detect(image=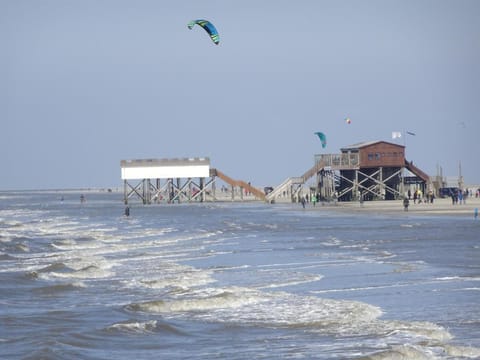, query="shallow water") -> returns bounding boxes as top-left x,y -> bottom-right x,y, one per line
1,191 -> 479,359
